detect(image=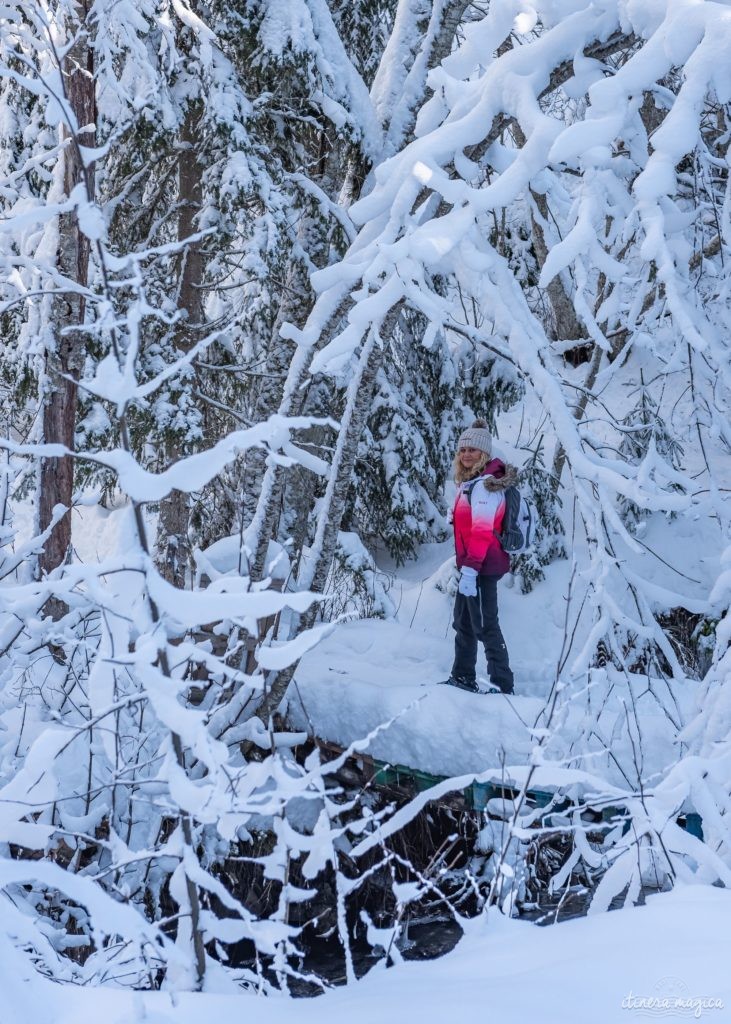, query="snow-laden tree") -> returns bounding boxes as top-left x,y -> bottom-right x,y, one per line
349,309 -> 456,563
0,0 -> 493,991
2,0 -> 731,992
617,371 -> 685,535
239,0 -> 731,905
0,0 -> 351,991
